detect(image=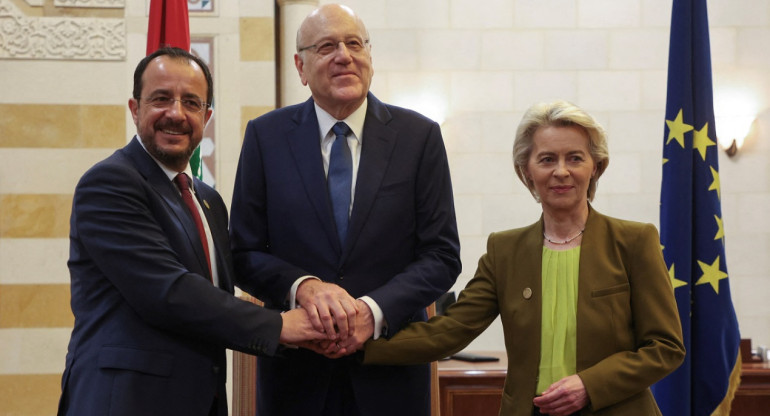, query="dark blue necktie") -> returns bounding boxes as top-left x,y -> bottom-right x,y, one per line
328,122 -> 353,244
